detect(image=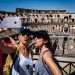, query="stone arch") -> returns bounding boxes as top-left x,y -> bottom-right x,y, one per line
35,18 -> 38,23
